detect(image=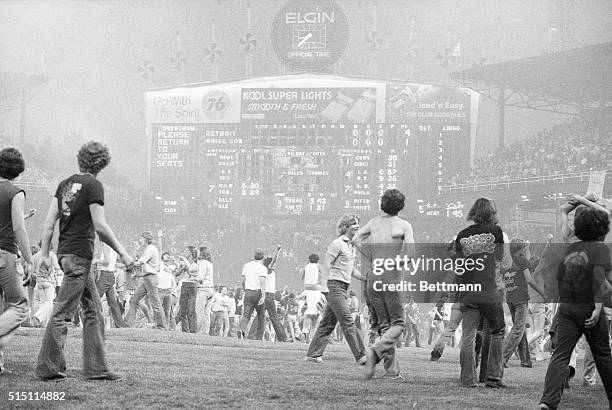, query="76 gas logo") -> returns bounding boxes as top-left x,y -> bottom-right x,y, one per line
202,90 -> 230,120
